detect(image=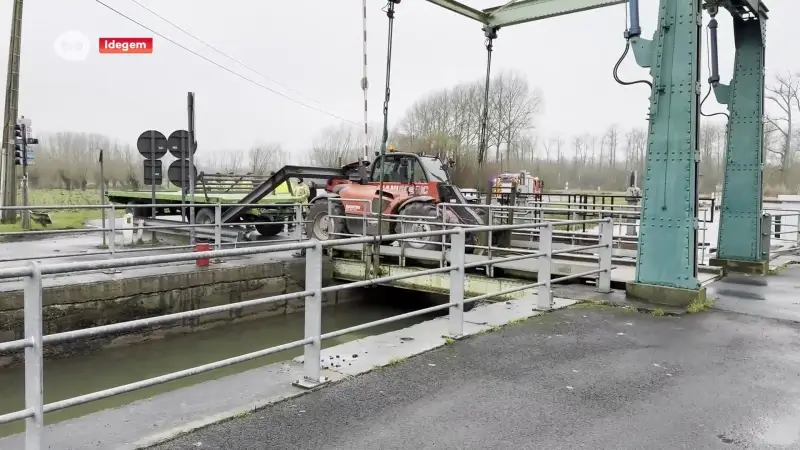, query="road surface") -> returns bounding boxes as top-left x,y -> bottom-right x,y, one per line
151,303 -> 800,450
